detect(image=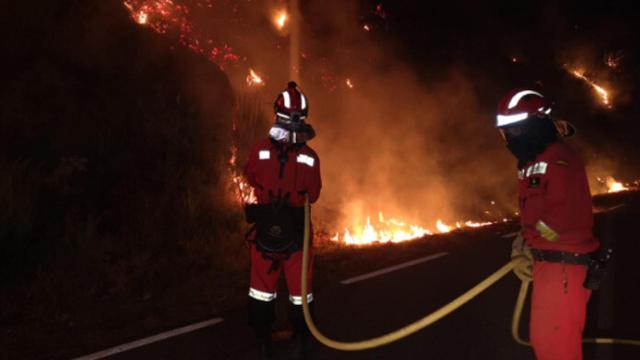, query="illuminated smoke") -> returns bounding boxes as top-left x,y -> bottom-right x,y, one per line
121,0 -> 531,246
